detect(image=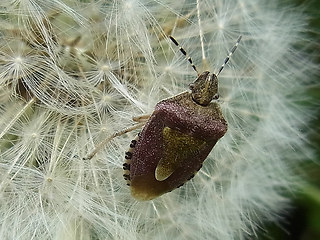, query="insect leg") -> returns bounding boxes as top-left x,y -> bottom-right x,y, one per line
84,122 -> 145,160
132,114 -> 150,123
